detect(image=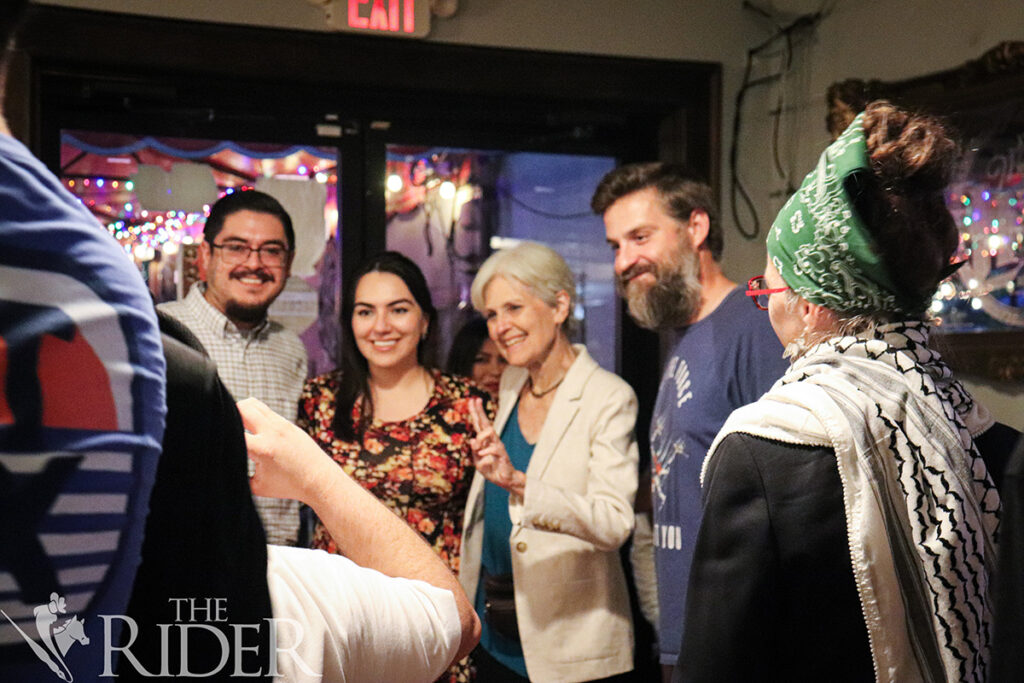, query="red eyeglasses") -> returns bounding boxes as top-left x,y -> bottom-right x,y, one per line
745,275 -> 789,311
